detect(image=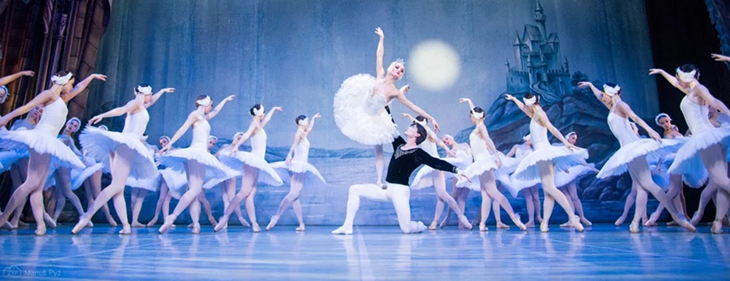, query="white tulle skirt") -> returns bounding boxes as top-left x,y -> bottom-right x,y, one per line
79,127 -> 157,179
0,130 -> 84,170
333,74 -> 399,146
126,172 -> 161,192
668,126 -> 730,177
555,164 -> 596,188
597,138 -> 682,179
512,145 -> 588,181
159,168 -> 187,200
70,163 -> 104,191
649,153 -> 707,189
218,152 -> 283,186
500,175 -> 541,198
270,160 -> 326,187
159,146 -> 240,197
